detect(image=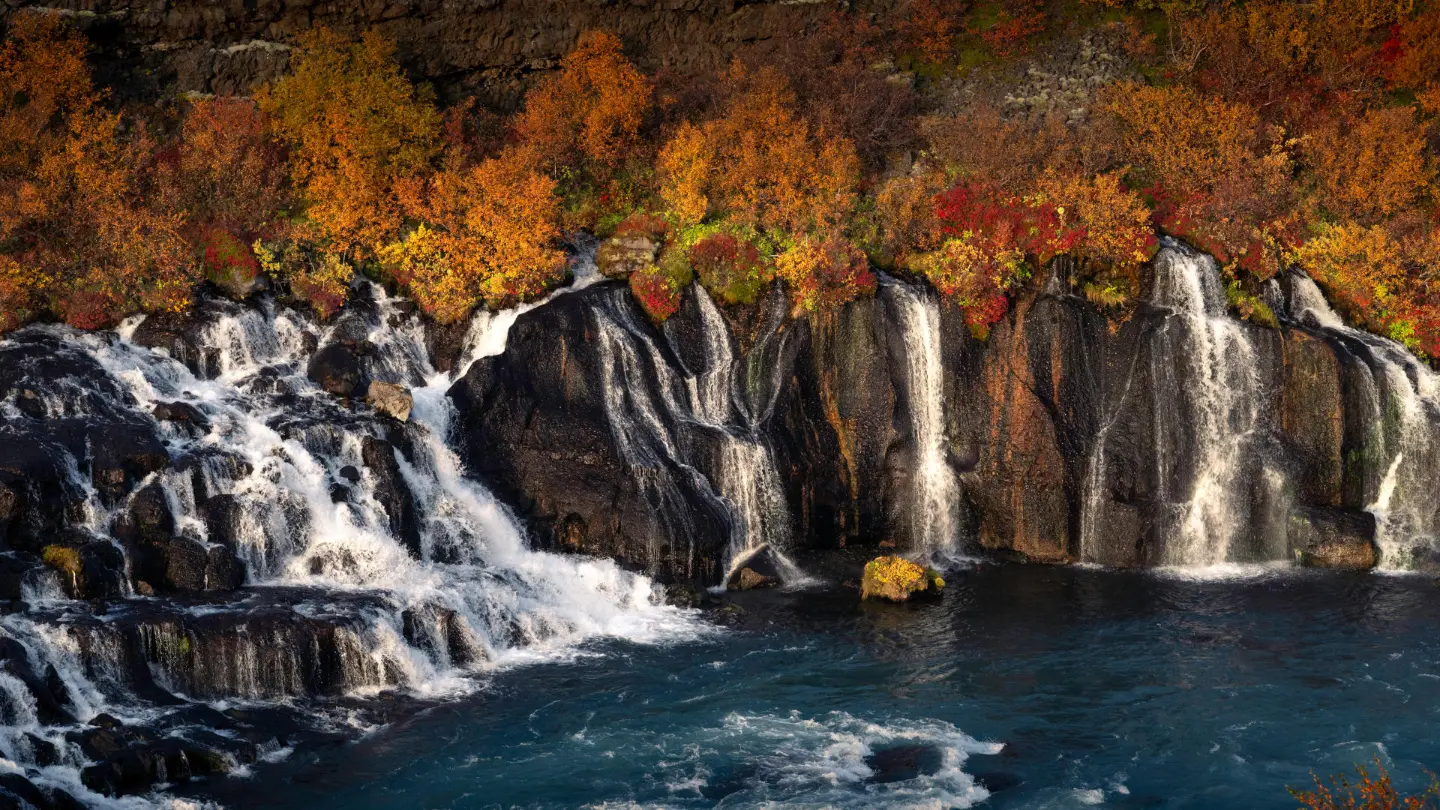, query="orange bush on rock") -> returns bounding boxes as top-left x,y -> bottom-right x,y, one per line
0,13 -> 192,330
1304,105 -> 1434,223
774,235 -> 876,314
